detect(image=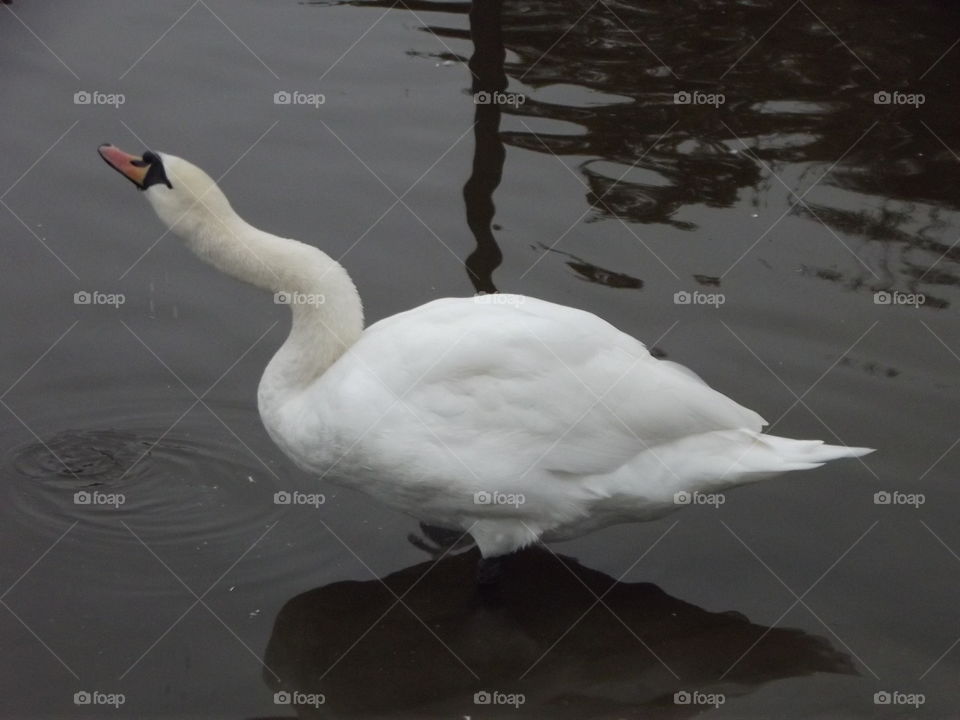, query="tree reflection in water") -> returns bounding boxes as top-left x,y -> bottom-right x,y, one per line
314,0 -> 960,306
